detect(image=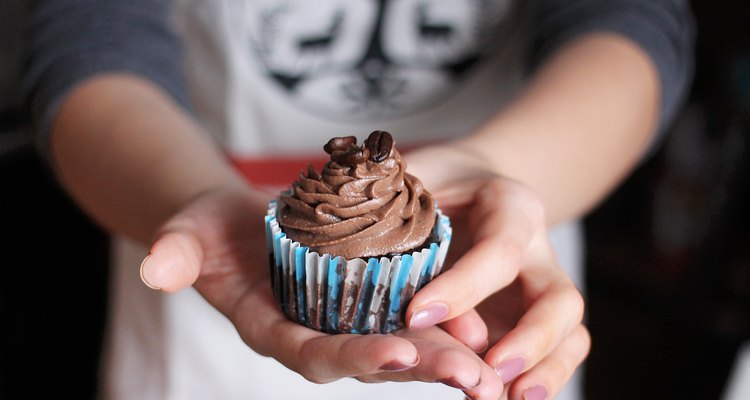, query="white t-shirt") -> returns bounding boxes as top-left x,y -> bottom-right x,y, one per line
101,1 -> 585,399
